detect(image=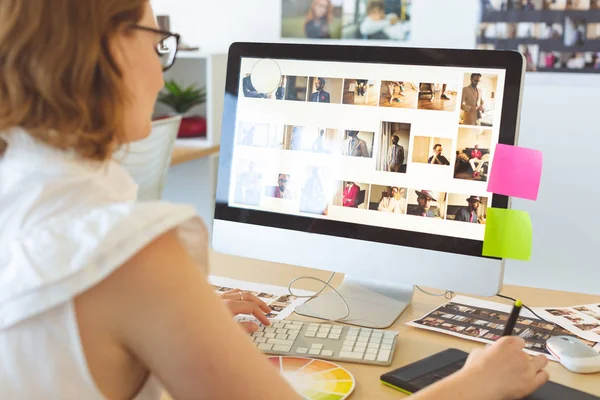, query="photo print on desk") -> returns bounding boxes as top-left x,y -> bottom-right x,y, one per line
408,295 -> 600,360
477,0 -> 600,73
